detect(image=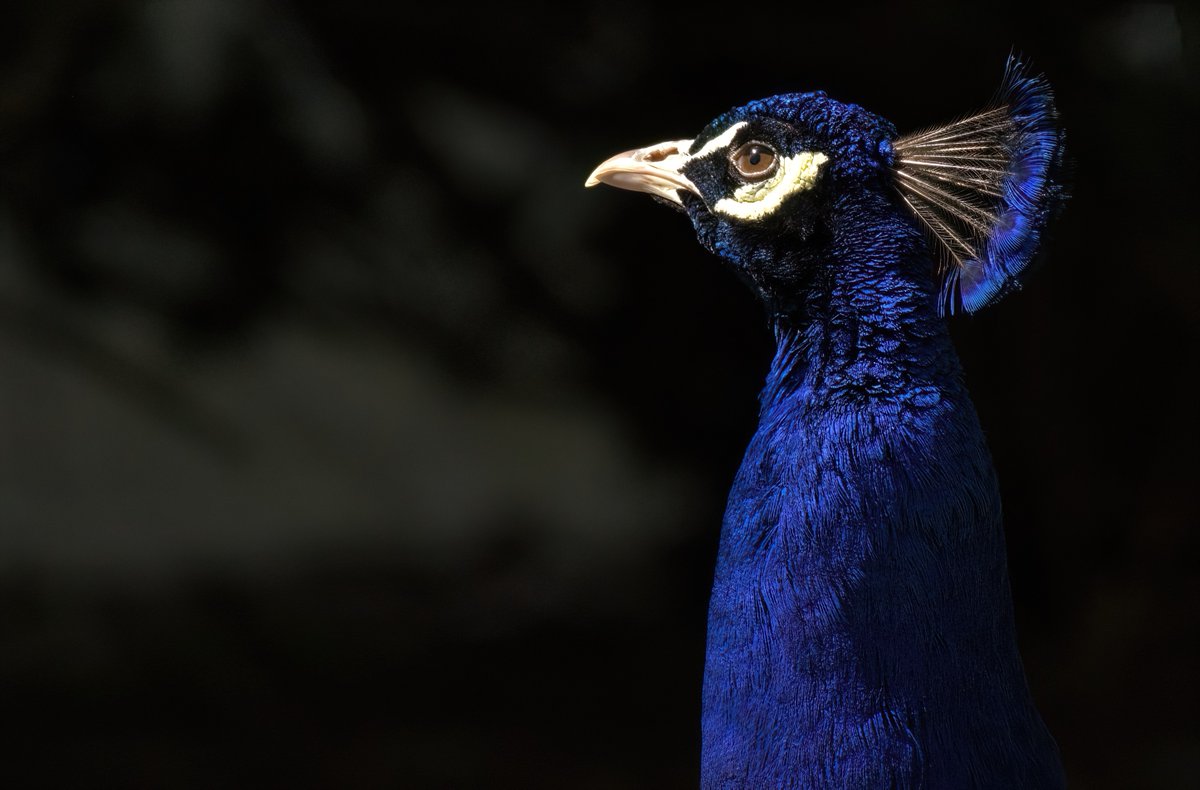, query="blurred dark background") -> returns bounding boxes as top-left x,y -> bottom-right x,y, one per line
0,2 -> 1196,787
